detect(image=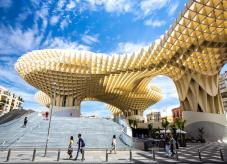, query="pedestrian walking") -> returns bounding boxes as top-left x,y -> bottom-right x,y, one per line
23,117 -> 28,127
45,112 -> 49,120
75,134 -> 85,160
110,135 -> 116,154
68,136 -> 74,159
170,134 -> 176,157
165,134 -> 171,157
